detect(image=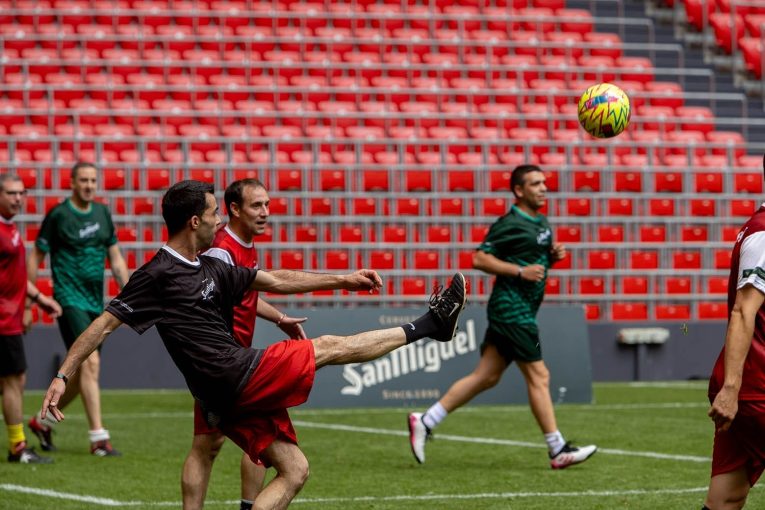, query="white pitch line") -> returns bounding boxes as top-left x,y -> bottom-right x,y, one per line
291,420 -> 710,463
52,401 -> 706,421
0,484 -> 721,507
